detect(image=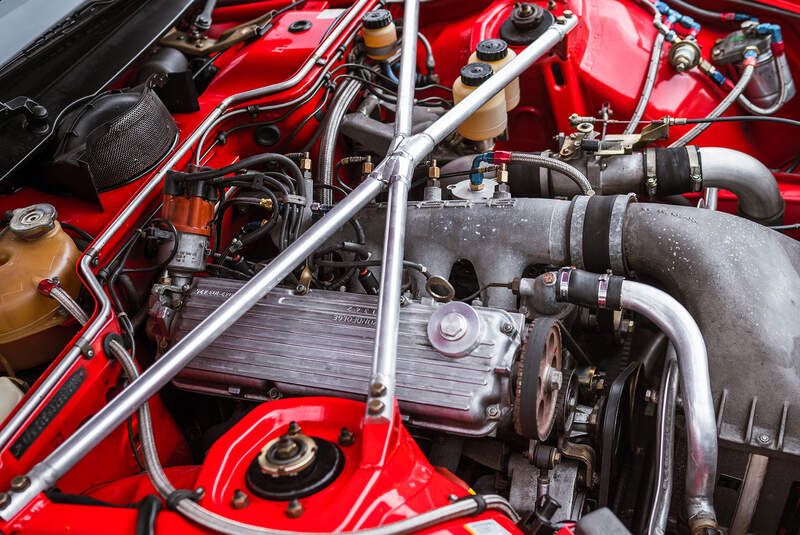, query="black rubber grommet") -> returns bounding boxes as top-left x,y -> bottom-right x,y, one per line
166,489 -> 202,510
288,20 -> 312,33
